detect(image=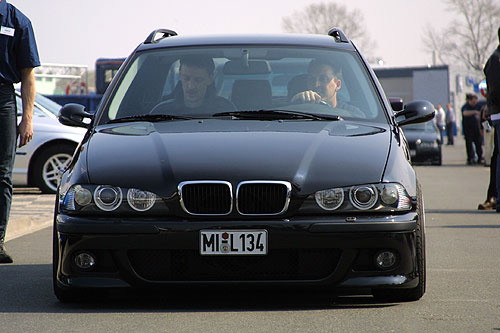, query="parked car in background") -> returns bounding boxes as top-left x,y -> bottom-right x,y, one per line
13,91 -> 86,193
402,121 -> 442,165
54,28 -> 435,303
